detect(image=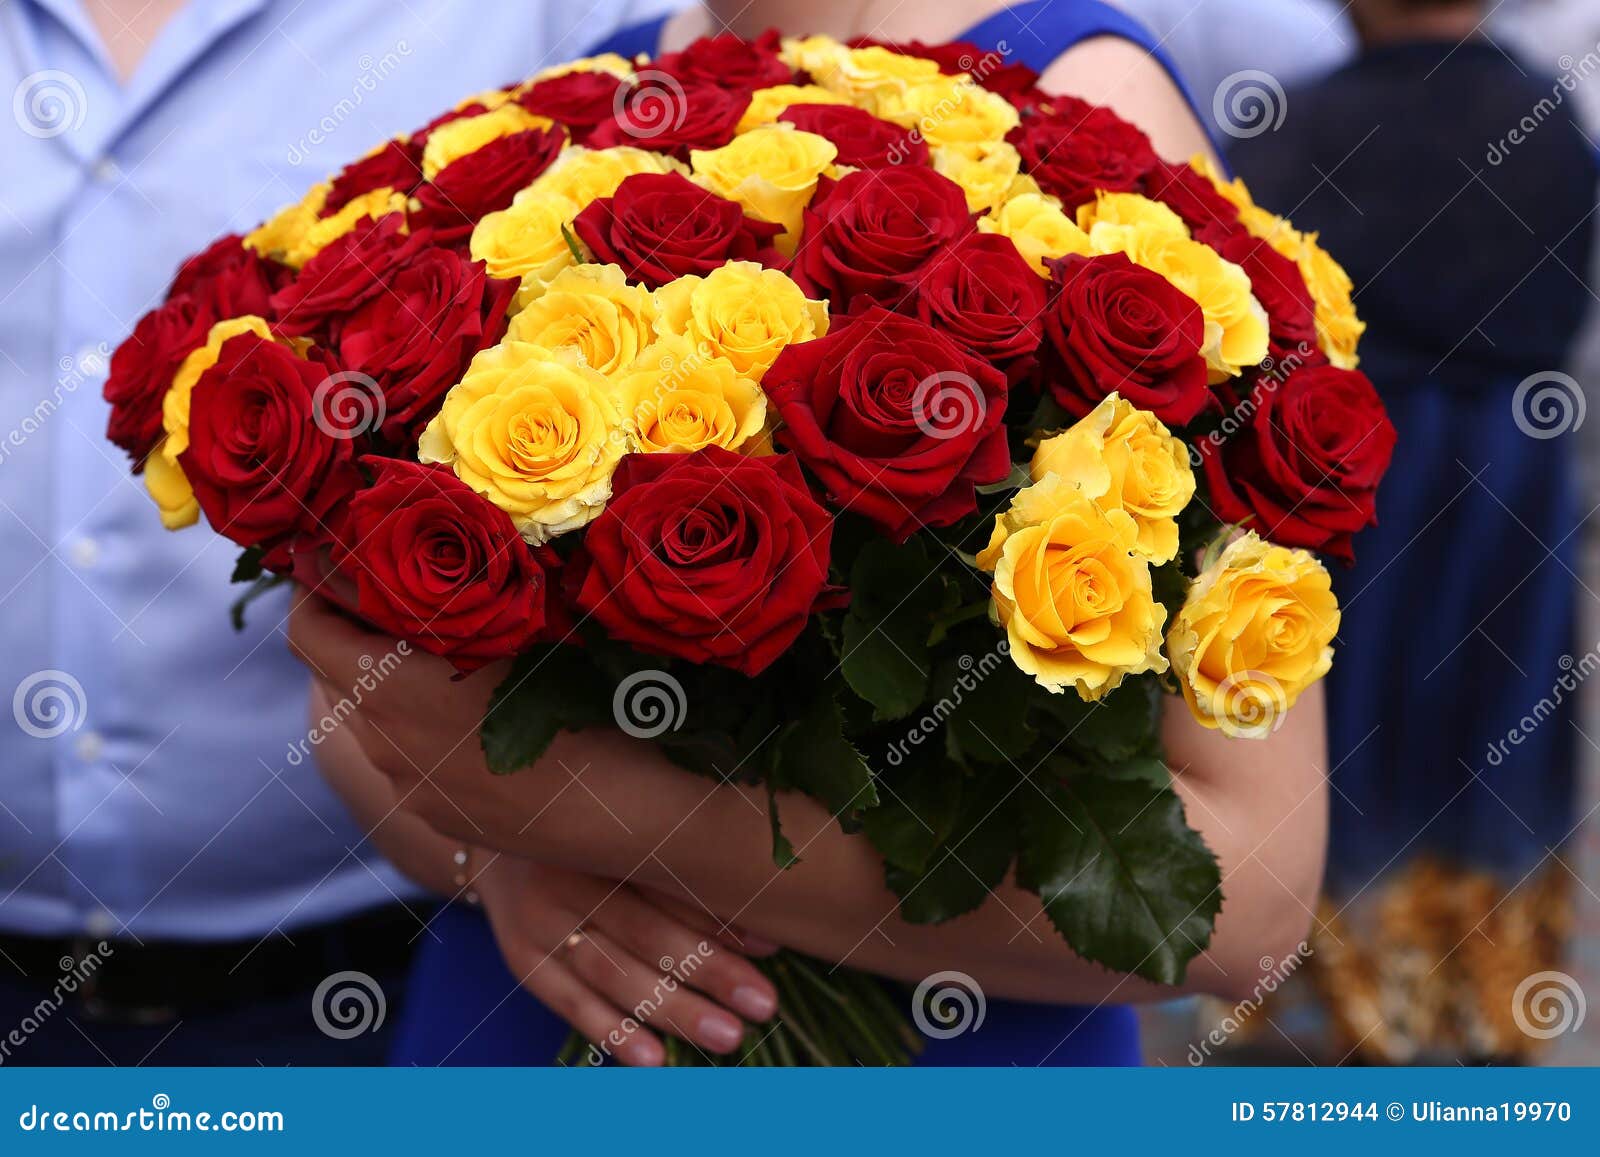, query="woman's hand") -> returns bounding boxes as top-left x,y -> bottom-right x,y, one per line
469,855 -> 778,1065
